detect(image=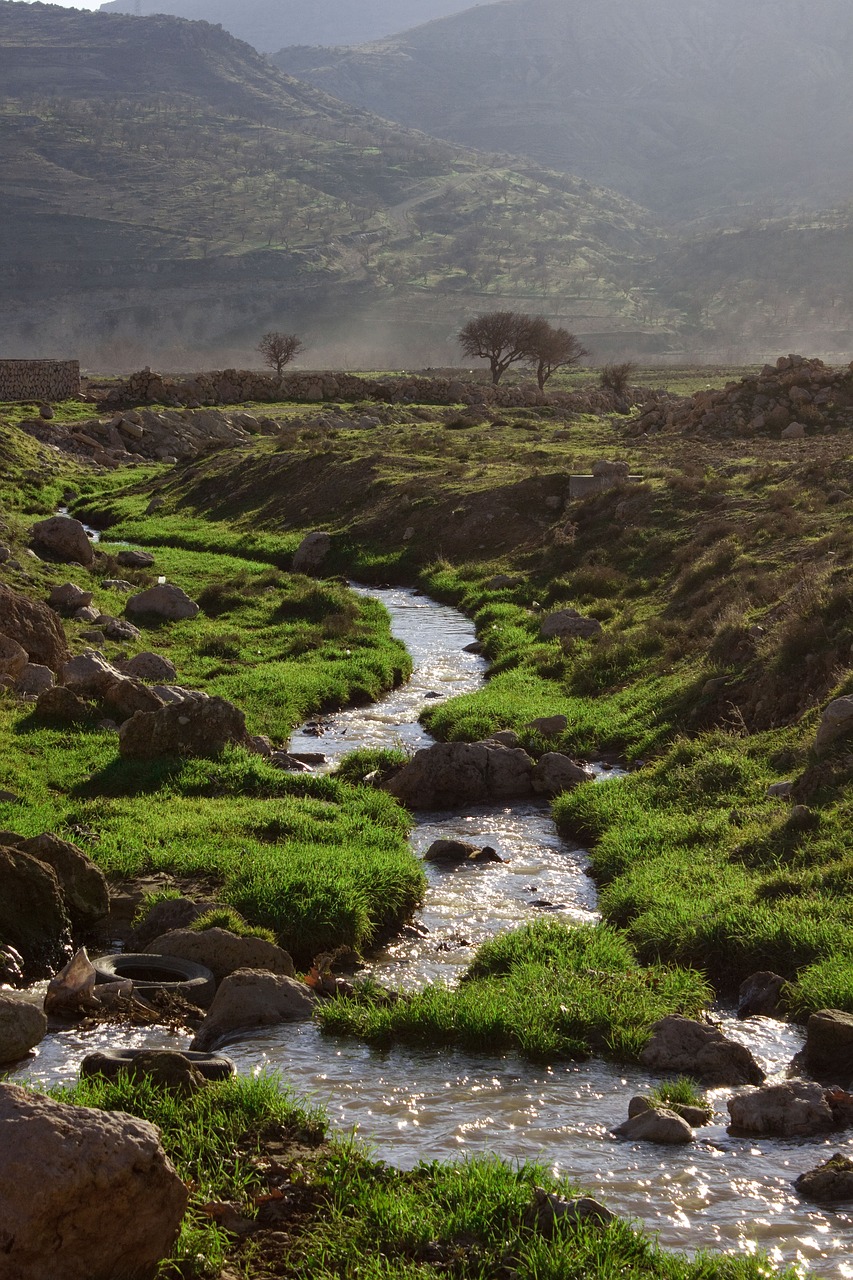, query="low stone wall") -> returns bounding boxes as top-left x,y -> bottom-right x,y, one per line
0,360 -> 80,403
